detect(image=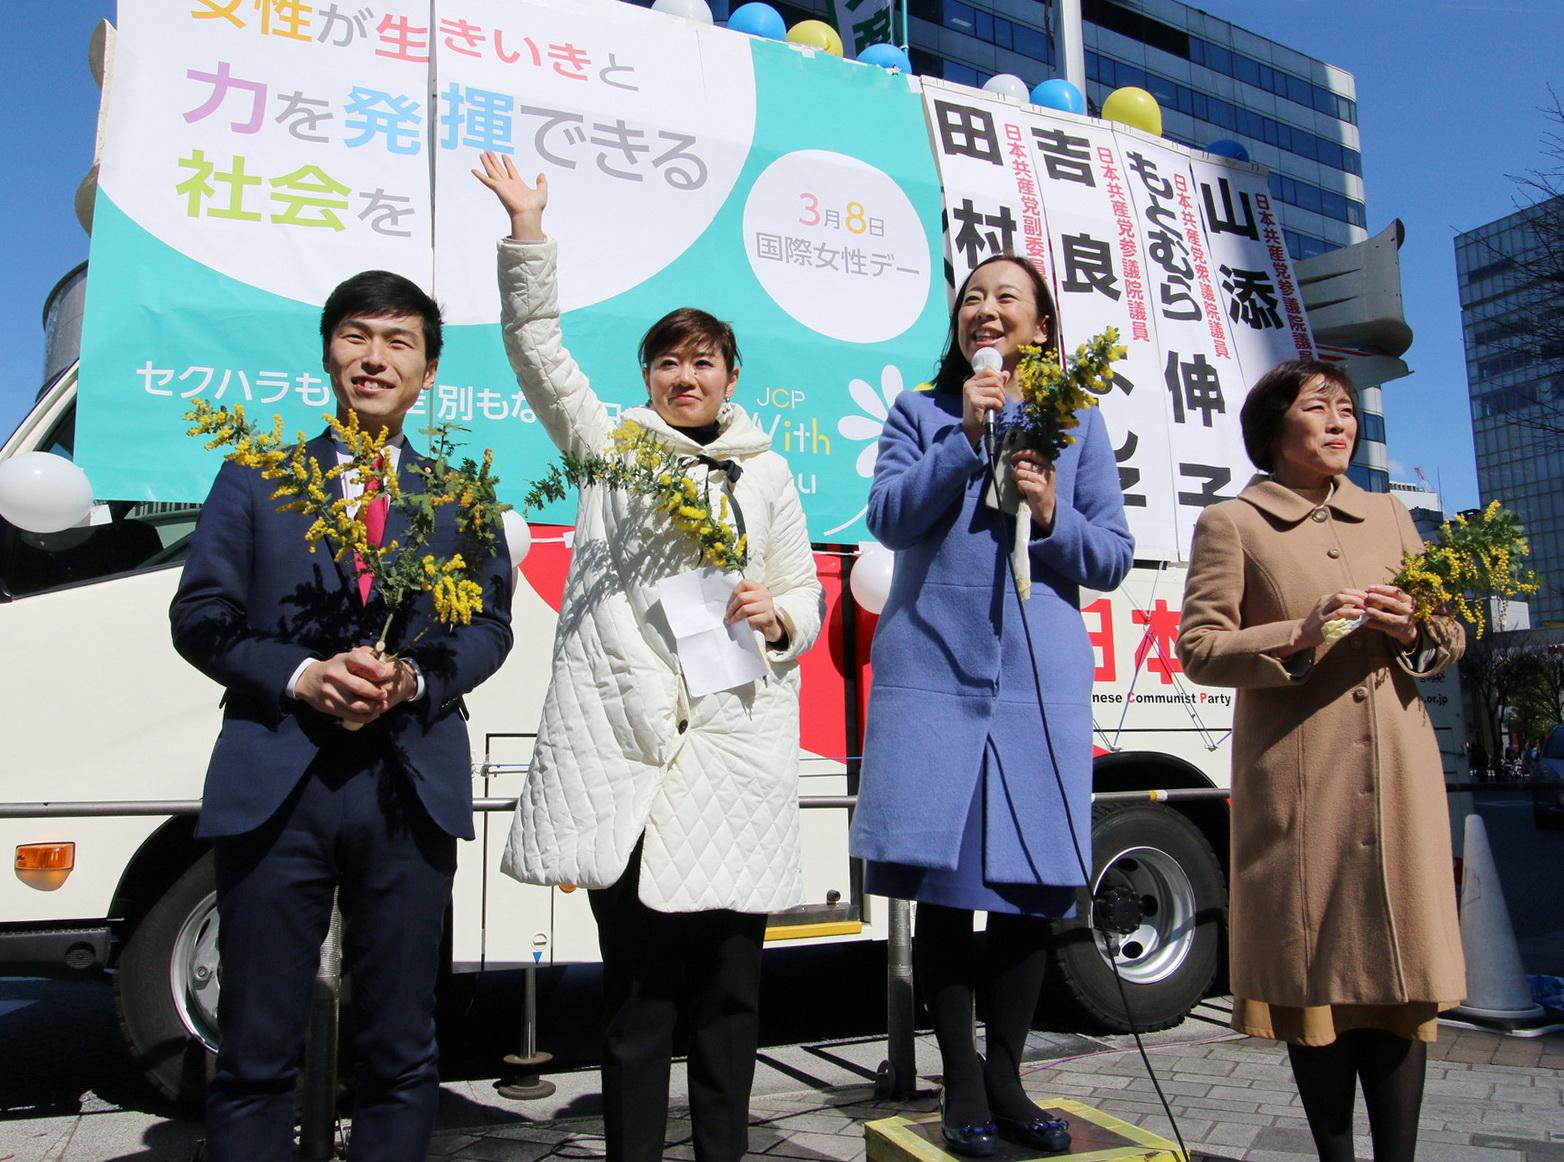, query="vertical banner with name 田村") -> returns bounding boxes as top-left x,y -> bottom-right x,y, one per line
78,0 -> 435,500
